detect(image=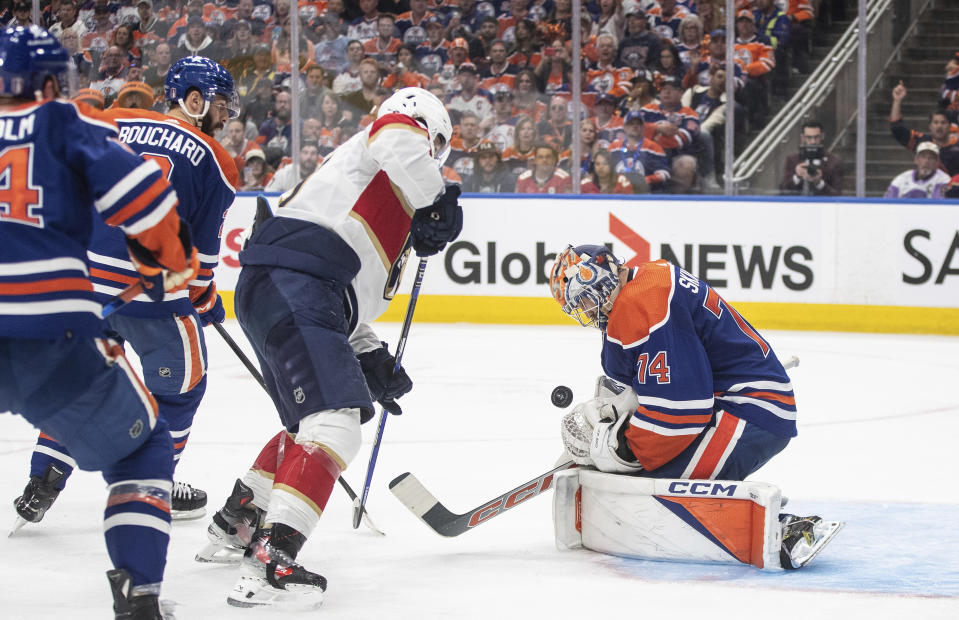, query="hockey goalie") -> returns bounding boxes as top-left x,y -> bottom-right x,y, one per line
549,245 -> 842,570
